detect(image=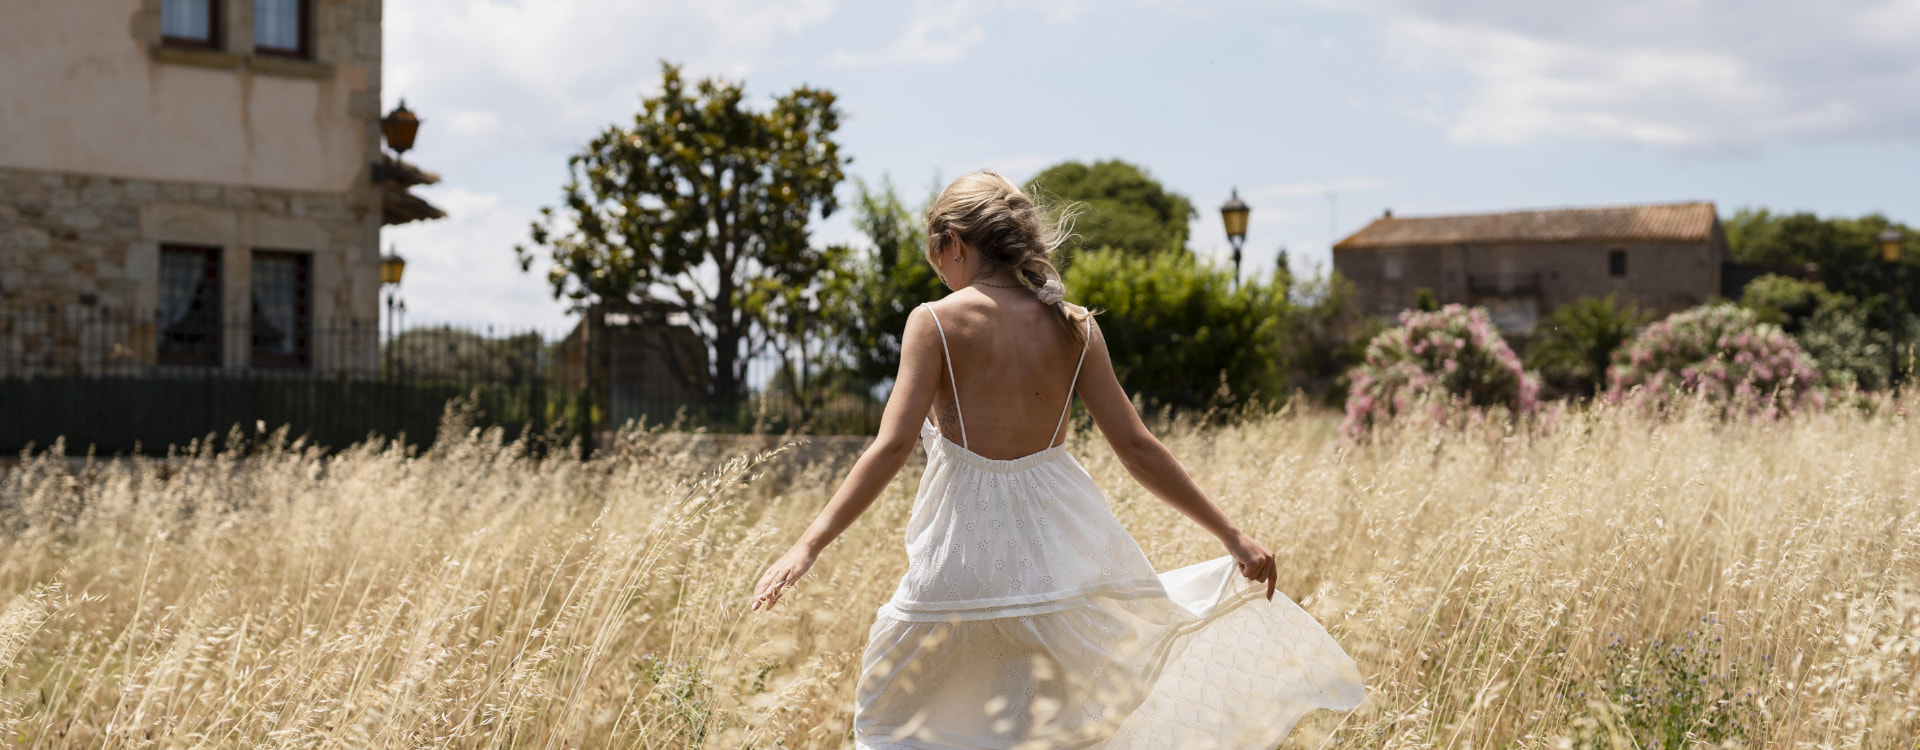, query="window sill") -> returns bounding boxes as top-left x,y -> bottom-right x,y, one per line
150,44 -> 333,80
245,55 -> 333,80
151,44 -> 242,70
